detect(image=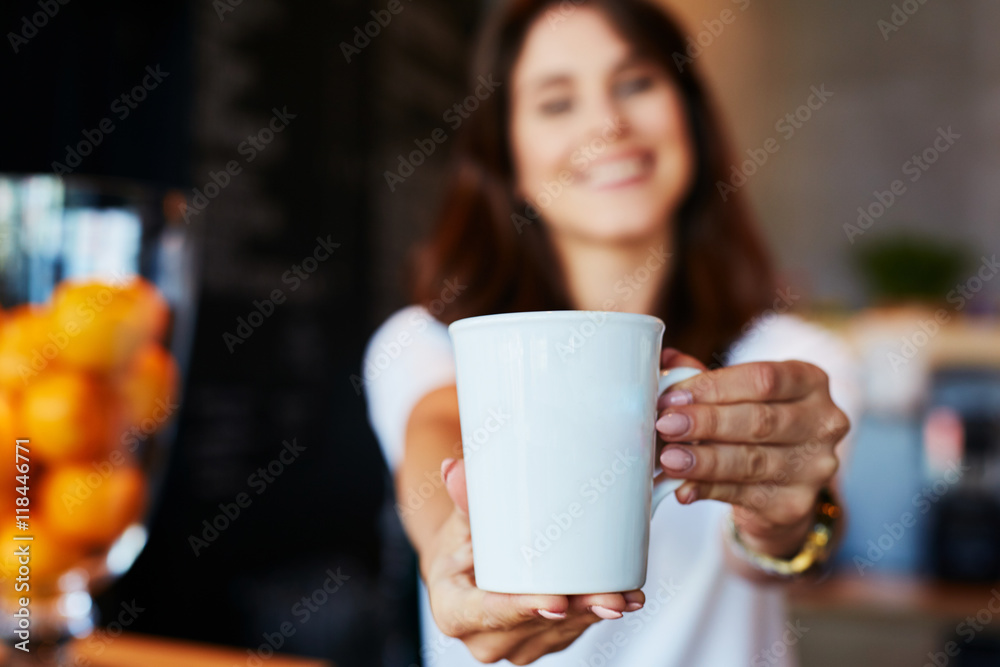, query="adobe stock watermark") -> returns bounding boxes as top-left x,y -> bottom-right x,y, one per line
212,0 -> 245,21
461,408 -> 511,461
384,75 -> 501,192
543,0 -> 585,29
578,578 -> 682,667
188,438 -> 306,556
72,600 -> 145,667
61,395 -> 179,514
843,126 -> 959,243
672,0 -> 751,73
887,253 -> 998,372
878,0 -> 933,42
751,619 -> 810,667
710,286 -> 800,368
853,460 -> 967,575
394,406 -> 508,520
717,85 -> 833,202
120,395 -> 180,451
350,278 -> 466,395
184,107 -> 297,223
222,235 -> 340,353
511,116 -> 627,234
241,567 -> 350,666
520,448 -> 640,565
717,413 -> 847,518
7,0 -> 71,54
922,589 -> 1000,667
554,244 -> 670,360
340,0 -> 412,63
50,65 -> 170,175
13,271 -> 133,385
